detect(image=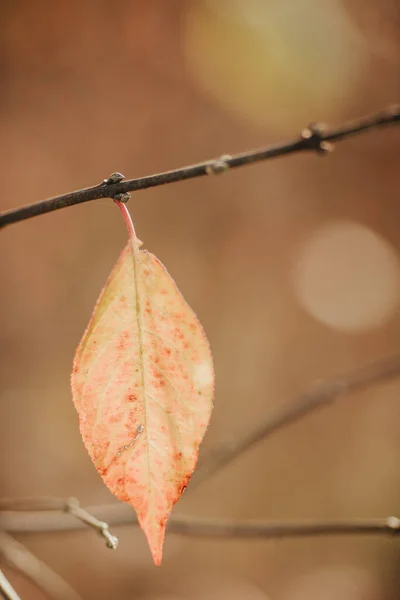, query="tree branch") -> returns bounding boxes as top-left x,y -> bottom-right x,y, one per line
165,516 -> 400,539
0,498 -> 118,550
0,105 -> 398,229
192,355 -> 400,487
1,356 -> 399,540
65,498 -> 118,550
0,570 -> 20,600
0,501 -> 399,541
0,532 -> 82,600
